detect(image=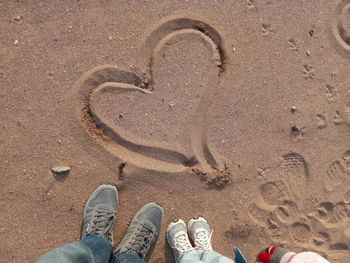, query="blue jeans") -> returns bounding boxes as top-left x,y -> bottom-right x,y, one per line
36,235 -> 146,263
178,250 -> 235,263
